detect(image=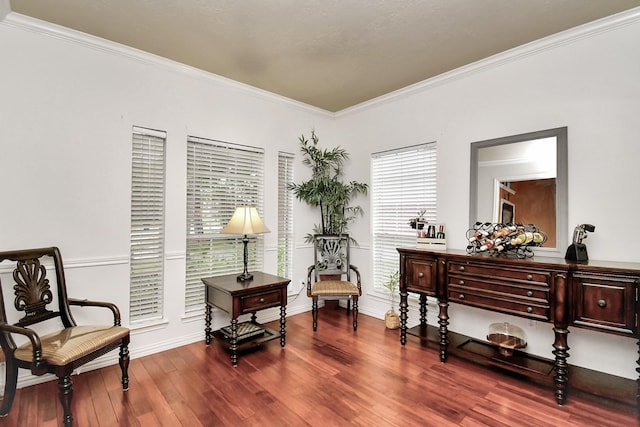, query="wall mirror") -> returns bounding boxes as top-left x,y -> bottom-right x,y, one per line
469,127 -> 568,256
